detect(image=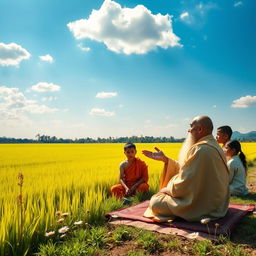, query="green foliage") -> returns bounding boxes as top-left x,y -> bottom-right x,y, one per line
38,227 -> 107,256
222,242 -> 248,256
230,193 -> 256,204
37,241 -> 59,256
0,135 -> 184,143
86,226 -> 107,248
37,240 -> 98,256
136,231 -> 163,254
166,237 -> 182,251
112,226 -> 134,242
193,240 -> 214,256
